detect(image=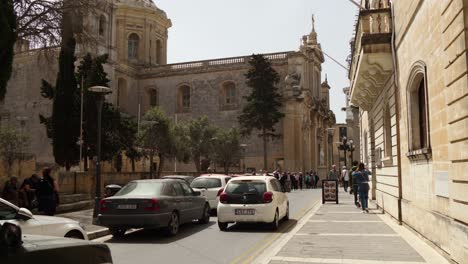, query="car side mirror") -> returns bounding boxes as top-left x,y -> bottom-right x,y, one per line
193,191 -> 201,196
0,223 -> 23,248
16,208 -> 33,221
